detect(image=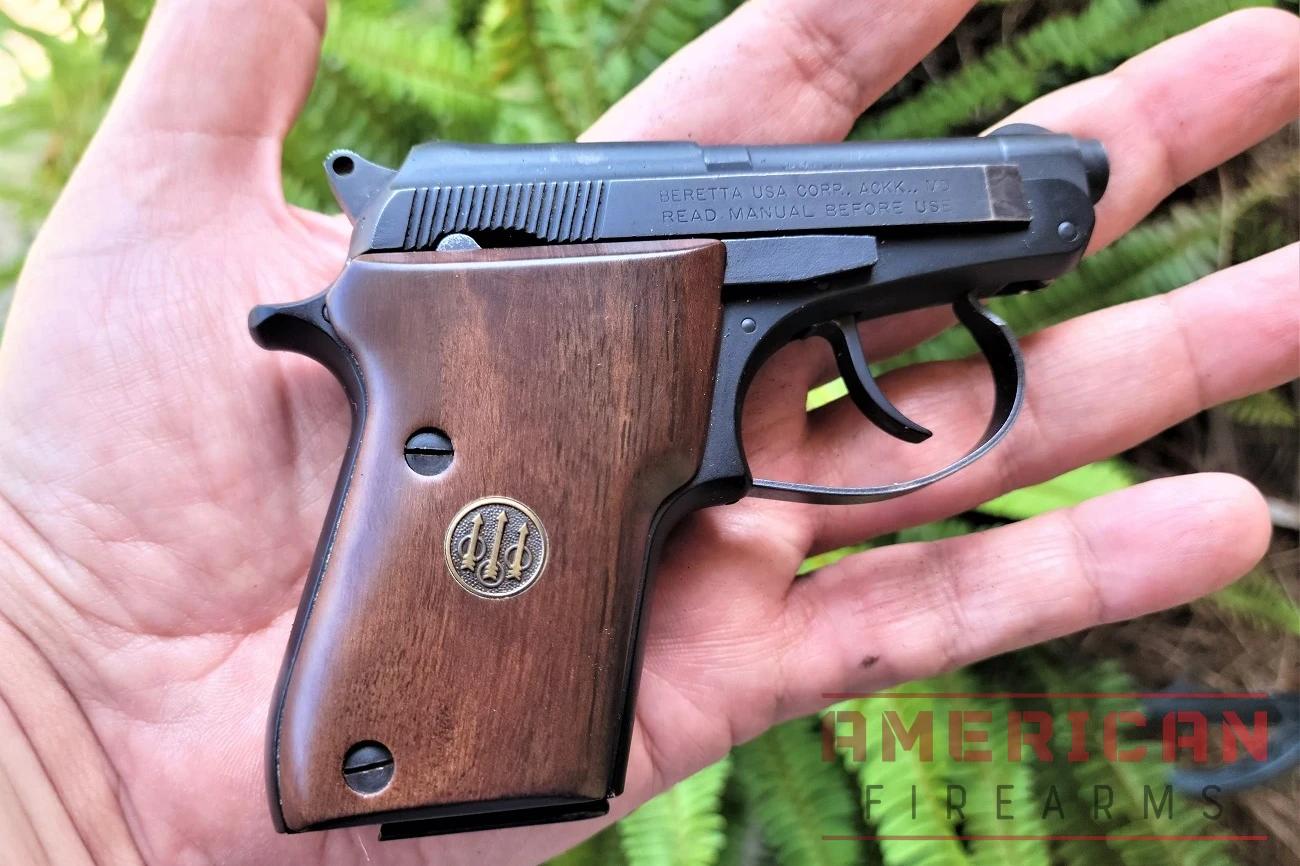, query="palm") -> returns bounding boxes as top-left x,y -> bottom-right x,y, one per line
0,2 -> 1295,865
